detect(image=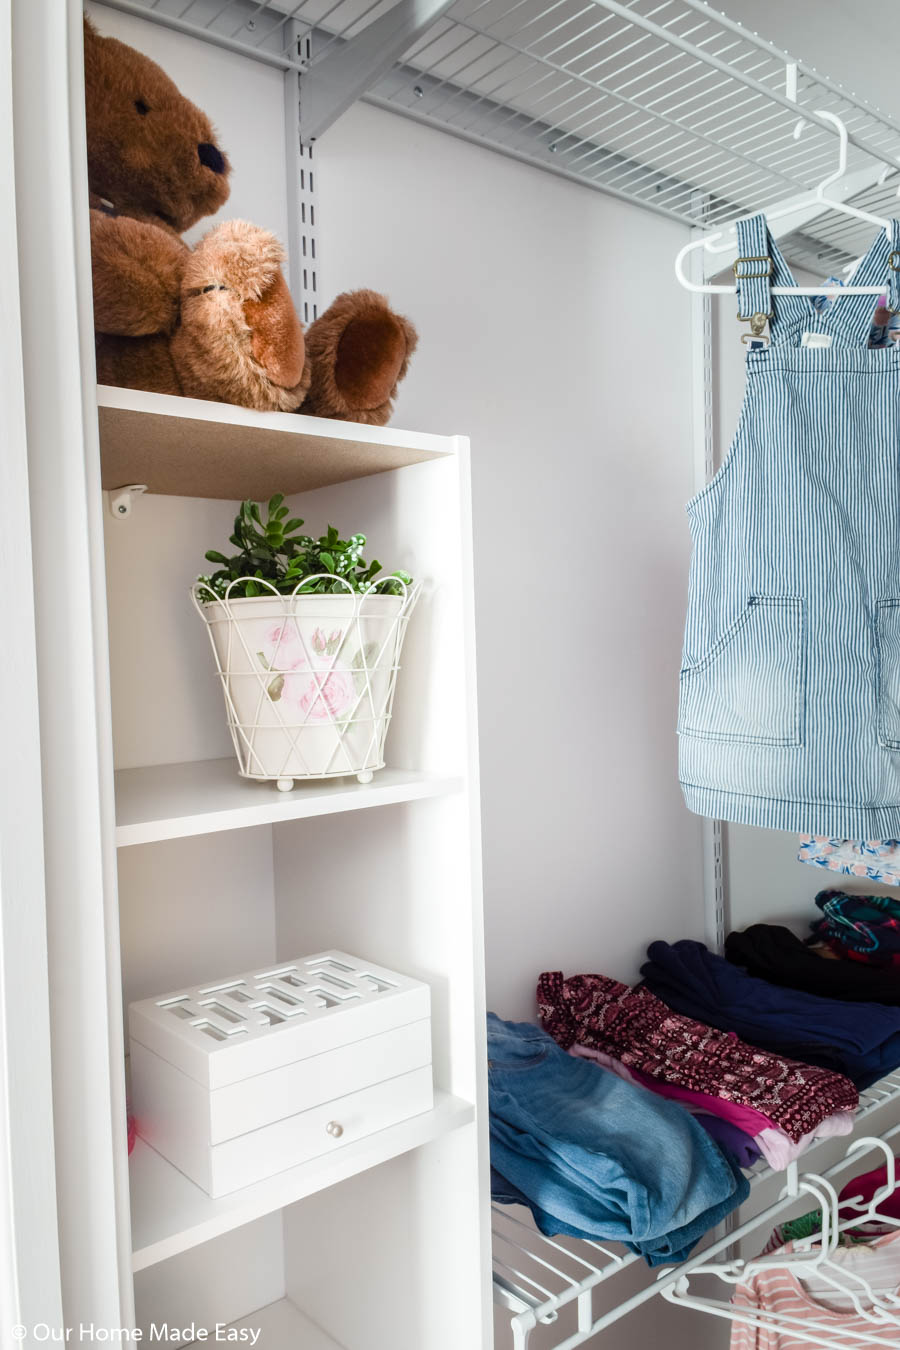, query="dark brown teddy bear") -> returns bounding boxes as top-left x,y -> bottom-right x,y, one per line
85,17 -> 417,423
